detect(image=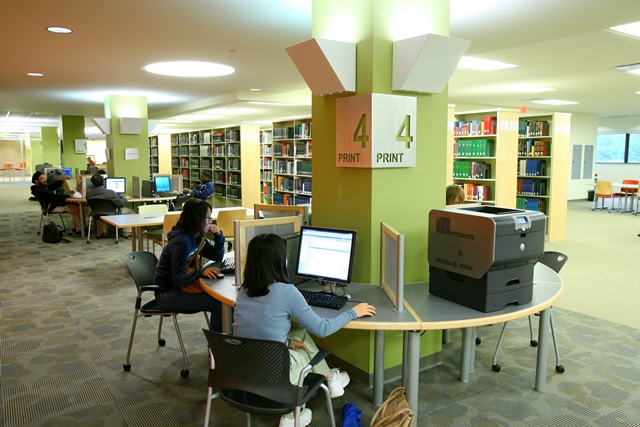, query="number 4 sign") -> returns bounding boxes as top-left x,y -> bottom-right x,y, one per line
336,93 -> 417,168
